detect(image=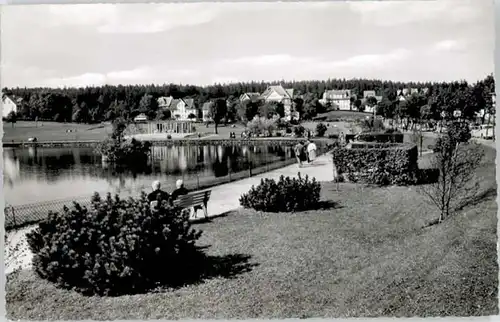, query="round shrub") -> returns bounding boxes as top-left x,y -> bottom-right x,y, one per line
293,125 -> 306,137
96,137 -> 151,165
26,192 -> 203,296
239,173 -> 321,212
316,122 -> 327,137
